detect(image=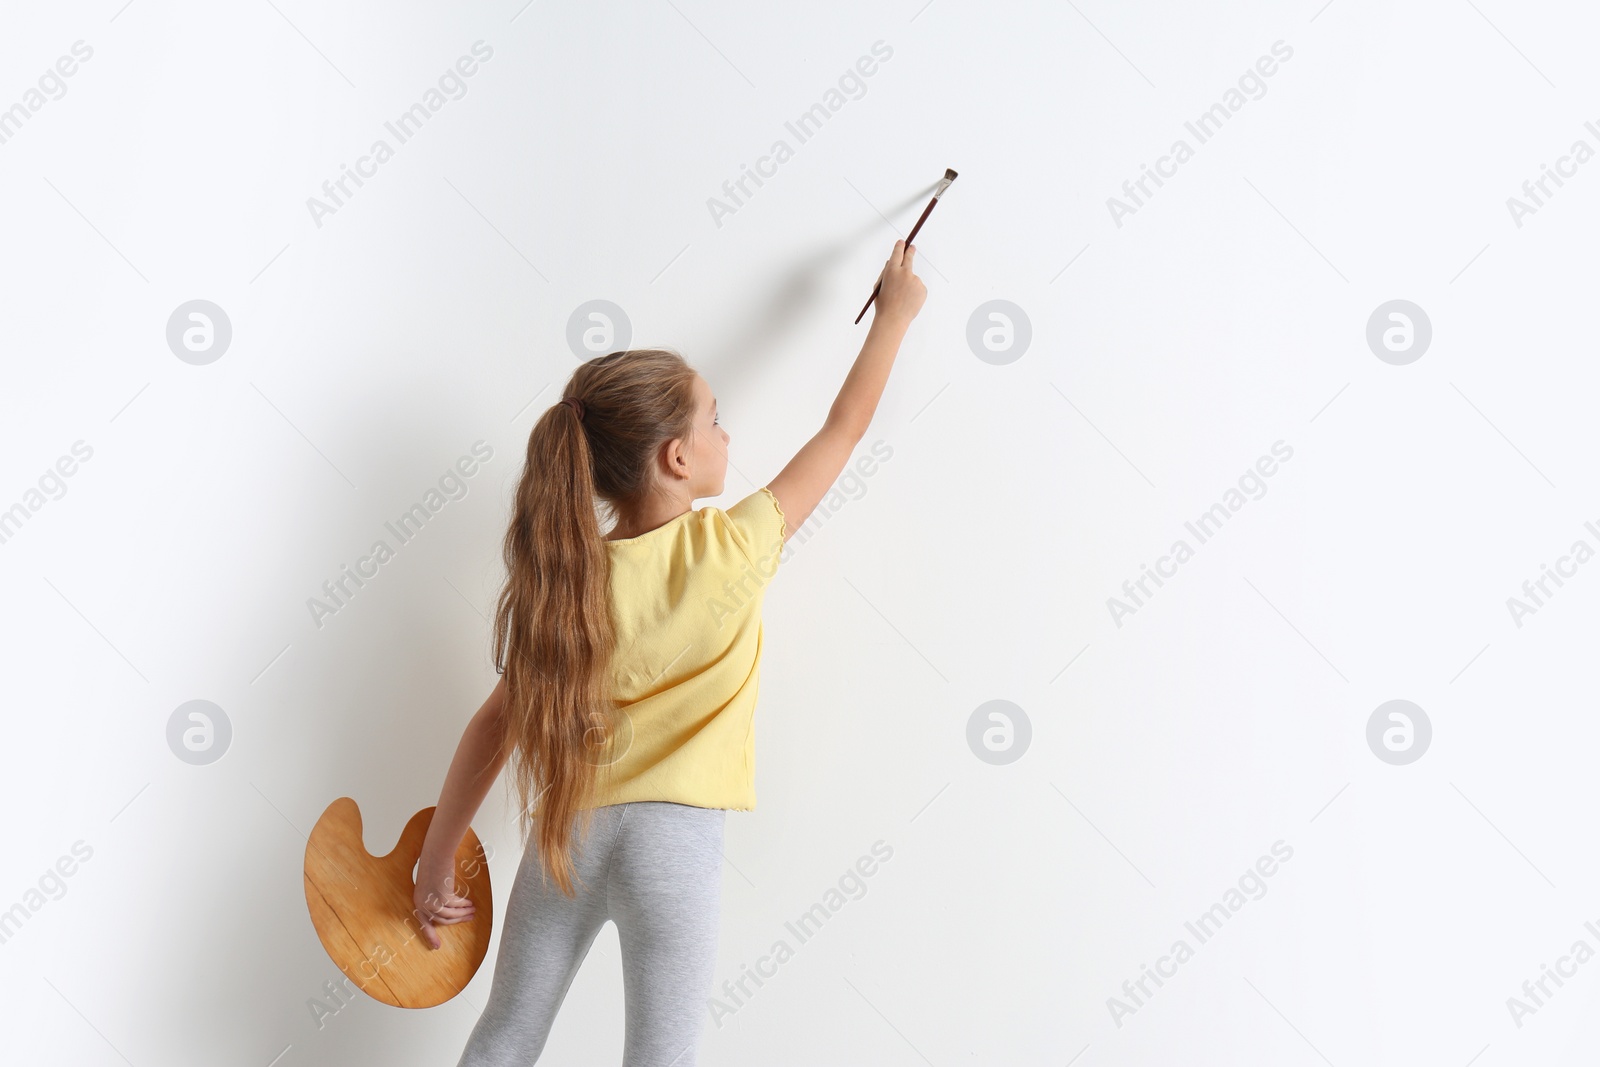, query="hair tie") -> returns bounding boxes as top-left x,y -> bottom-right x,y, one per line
561,396 -> 585,421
